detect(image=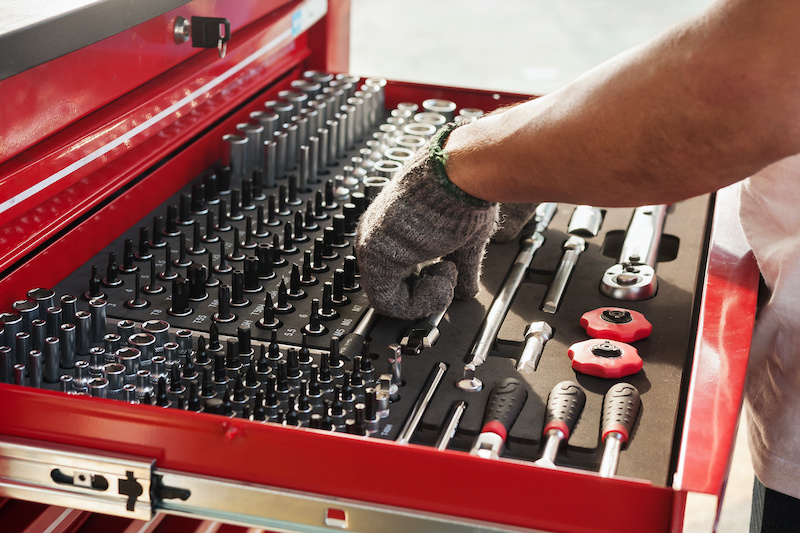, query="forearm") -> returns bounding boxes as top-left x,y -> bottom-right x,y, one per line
445,0 -> 800,207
